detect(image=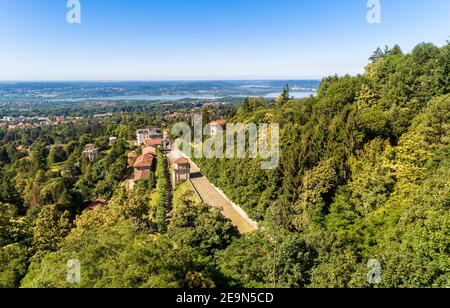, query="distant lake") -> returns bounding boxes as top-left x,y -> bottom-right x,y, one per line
50,91 -> 316,102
